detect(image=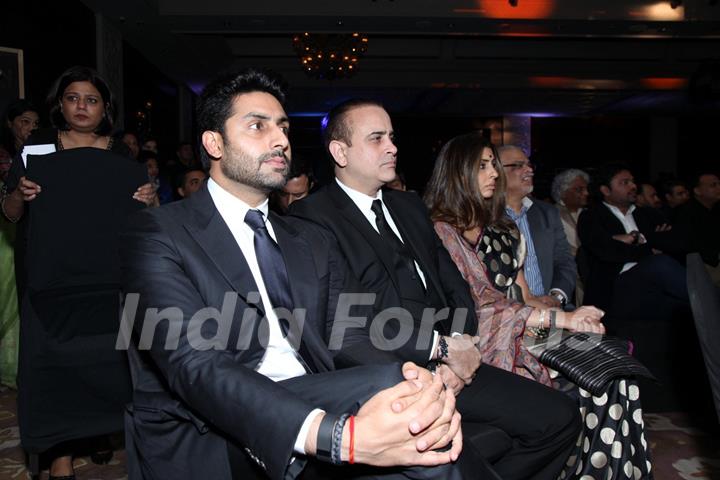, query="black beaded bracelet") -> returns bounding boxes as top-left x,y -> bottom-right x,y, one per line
437,336 -> 449,360
316,413 -> 337,464
331,413 -> 351,465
